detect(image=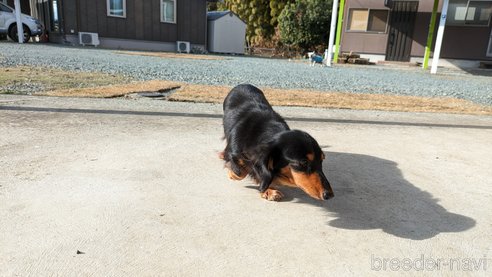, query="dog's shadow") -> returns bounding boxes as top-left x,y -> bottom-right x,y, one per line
265,151 -> 475,240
